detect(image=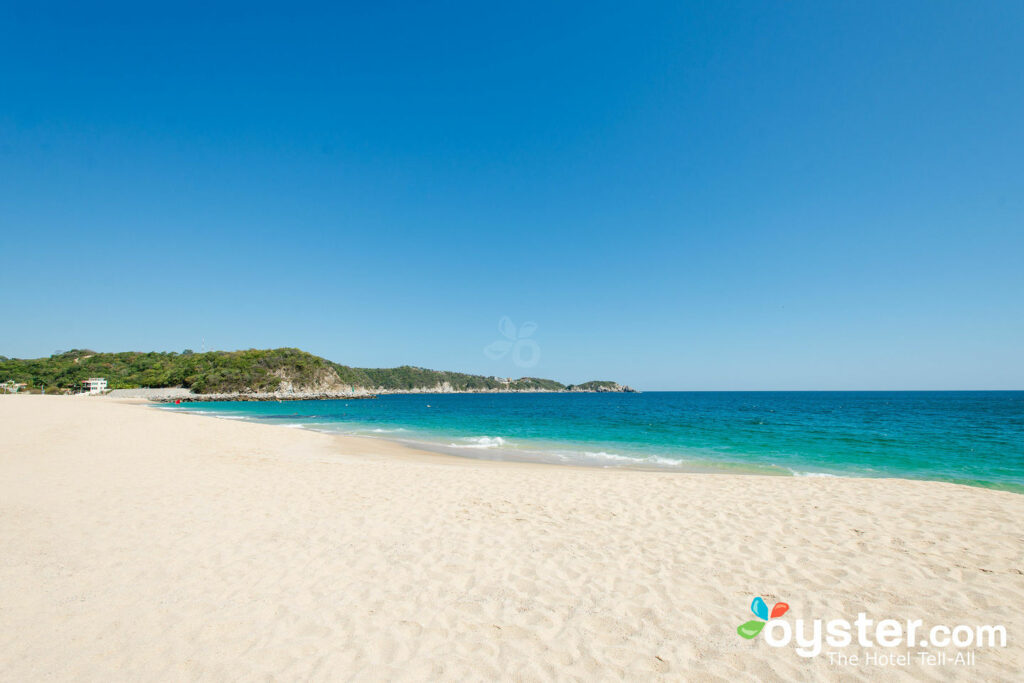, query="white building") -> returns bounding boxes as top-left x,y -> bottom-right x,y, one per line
81,377 -> 108,394
1,381 -> 27,394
